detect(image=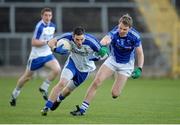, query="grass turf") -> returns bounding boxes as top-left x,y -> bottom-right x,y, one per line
0,76 -> 180,124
